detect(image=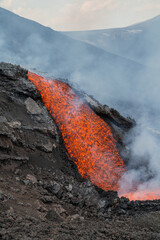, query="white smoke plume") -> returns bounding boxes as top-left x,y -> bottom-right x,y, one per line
1,7 -> 160,199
